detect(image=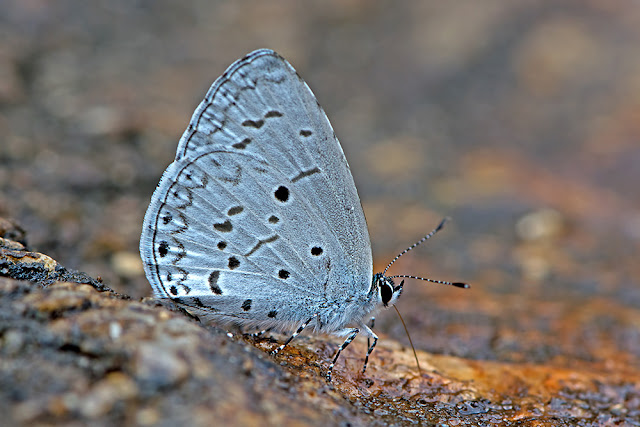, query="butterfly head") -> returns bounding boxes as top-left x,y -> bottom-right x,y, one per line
373,272 -> 403,308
